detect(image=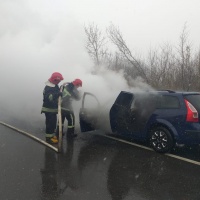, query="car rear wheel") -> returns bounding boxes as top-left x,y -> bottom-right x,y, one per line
149,127 -> 174,153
